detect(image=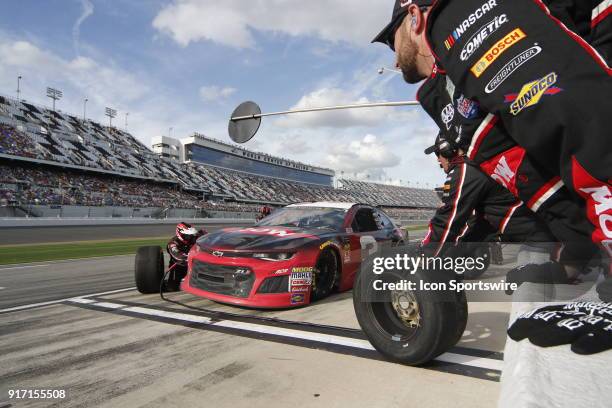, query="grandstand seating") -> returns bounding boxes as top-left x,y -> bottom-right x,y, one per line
0,94 -> 441,213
